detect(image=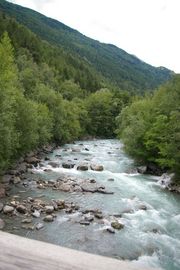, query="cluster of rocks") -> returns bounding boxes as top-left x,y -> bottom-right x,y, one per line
46,160 -> 104,172
0,196 -> 80,231
35,176 -> 114,195
1,144 -> 56,186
